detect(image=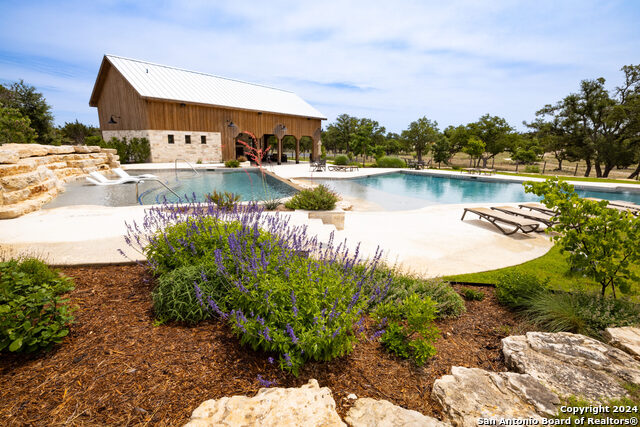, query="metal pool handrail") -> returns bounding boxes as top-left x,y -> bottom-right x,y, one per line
174,158 -> 200,175
136,178 -> 181,204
